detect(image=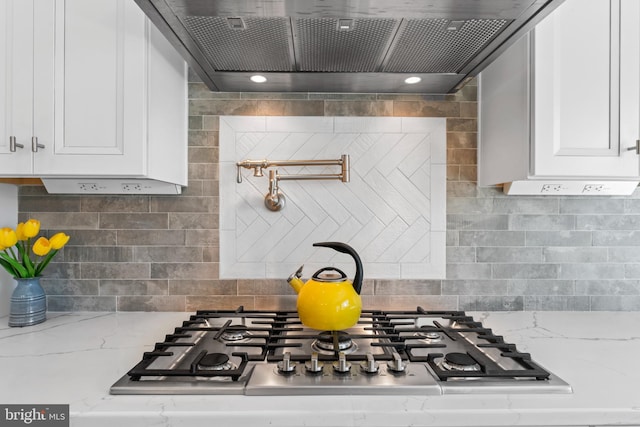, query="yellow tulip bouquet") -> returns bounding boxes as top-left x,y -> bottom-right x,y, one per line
0,219 -> 70,279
